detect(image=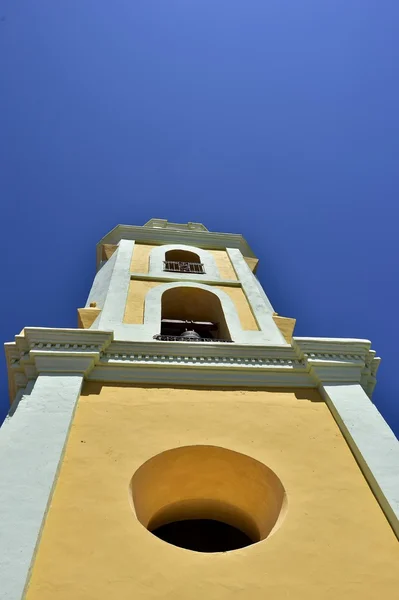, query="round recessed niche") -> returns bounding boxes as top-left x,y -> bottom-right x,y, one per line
130,445 -> 287,553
